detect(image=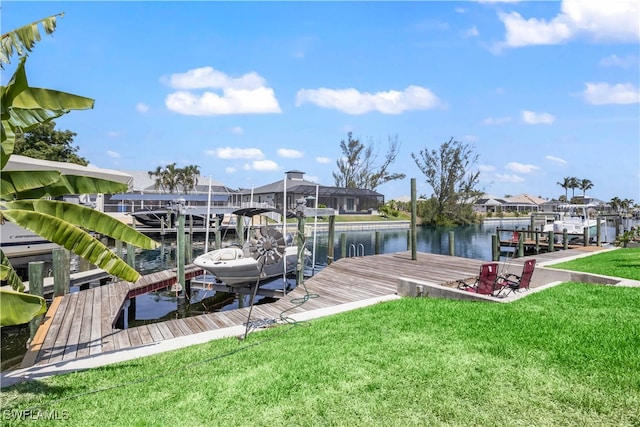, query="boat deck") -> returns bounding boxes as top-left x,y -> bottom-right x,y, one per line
22,248 -> 600,369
